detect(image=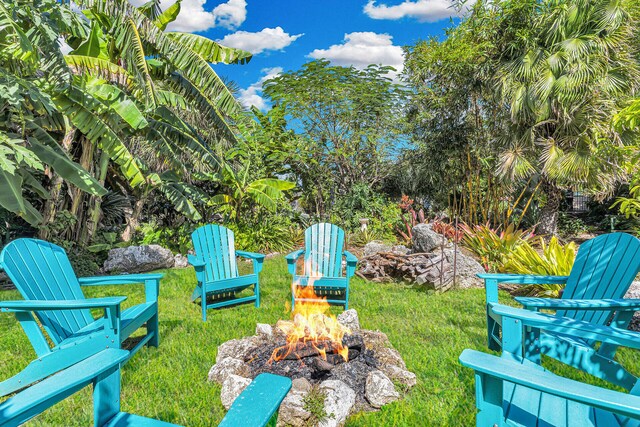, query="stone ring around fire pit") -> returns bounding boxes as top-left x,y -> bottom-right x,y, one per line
209,310 -> 416,427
